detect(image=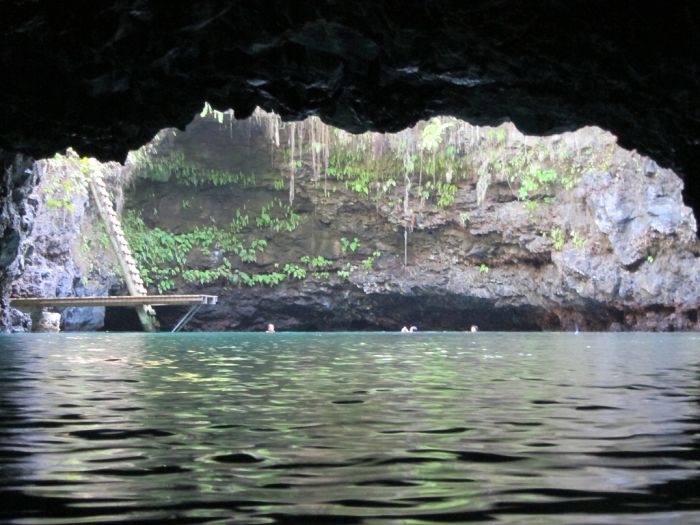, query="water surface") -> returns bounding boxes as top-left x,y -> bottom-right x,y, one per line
1,332 -> 699,524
